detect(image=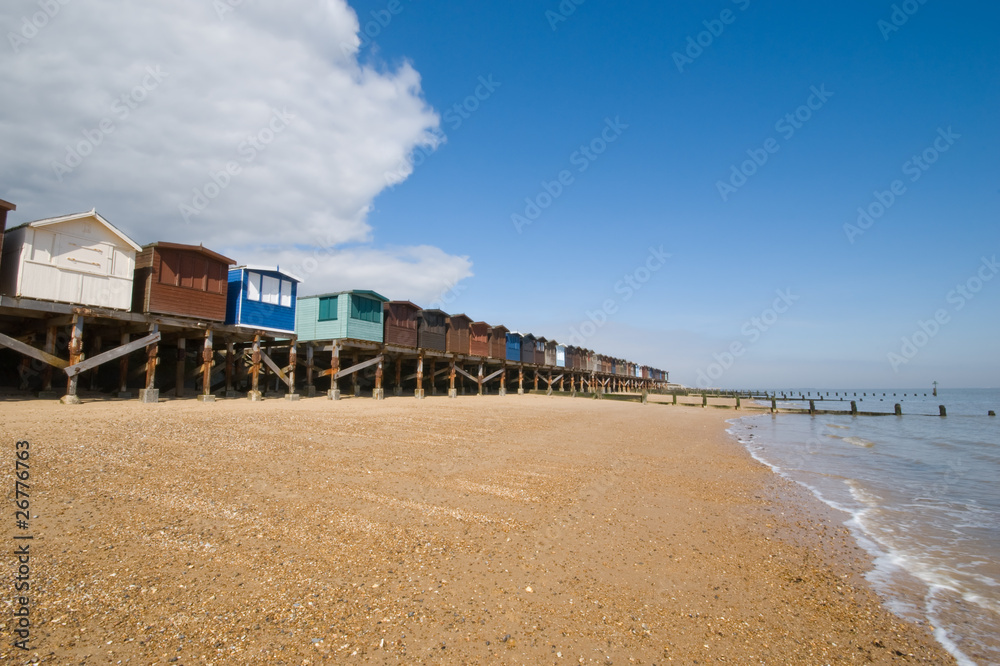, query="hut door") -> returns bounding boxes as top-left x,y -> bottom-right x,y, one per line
54,233 -> 112,276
